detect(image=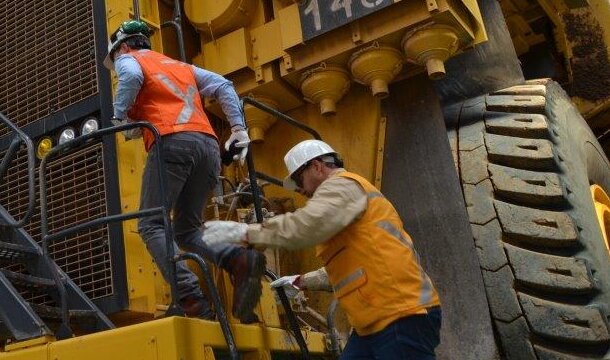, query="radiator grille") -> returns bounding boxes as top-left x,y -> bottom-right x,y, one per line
0,143 -> 113,302
0,0 -> 98,132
